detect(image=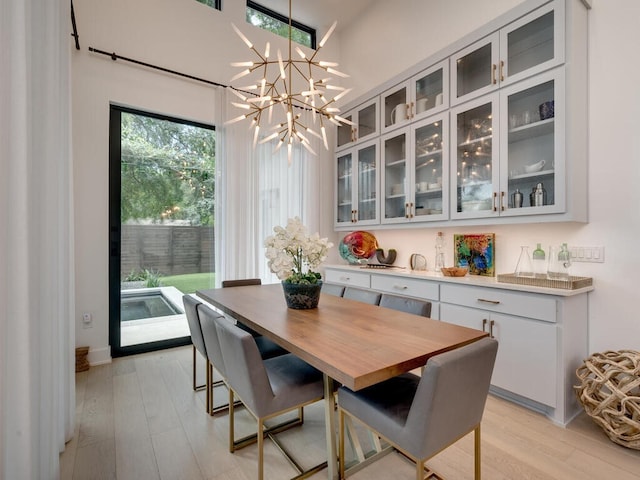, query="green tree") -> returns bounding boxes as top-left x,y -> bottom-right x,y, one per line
120,112 -> 215,226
